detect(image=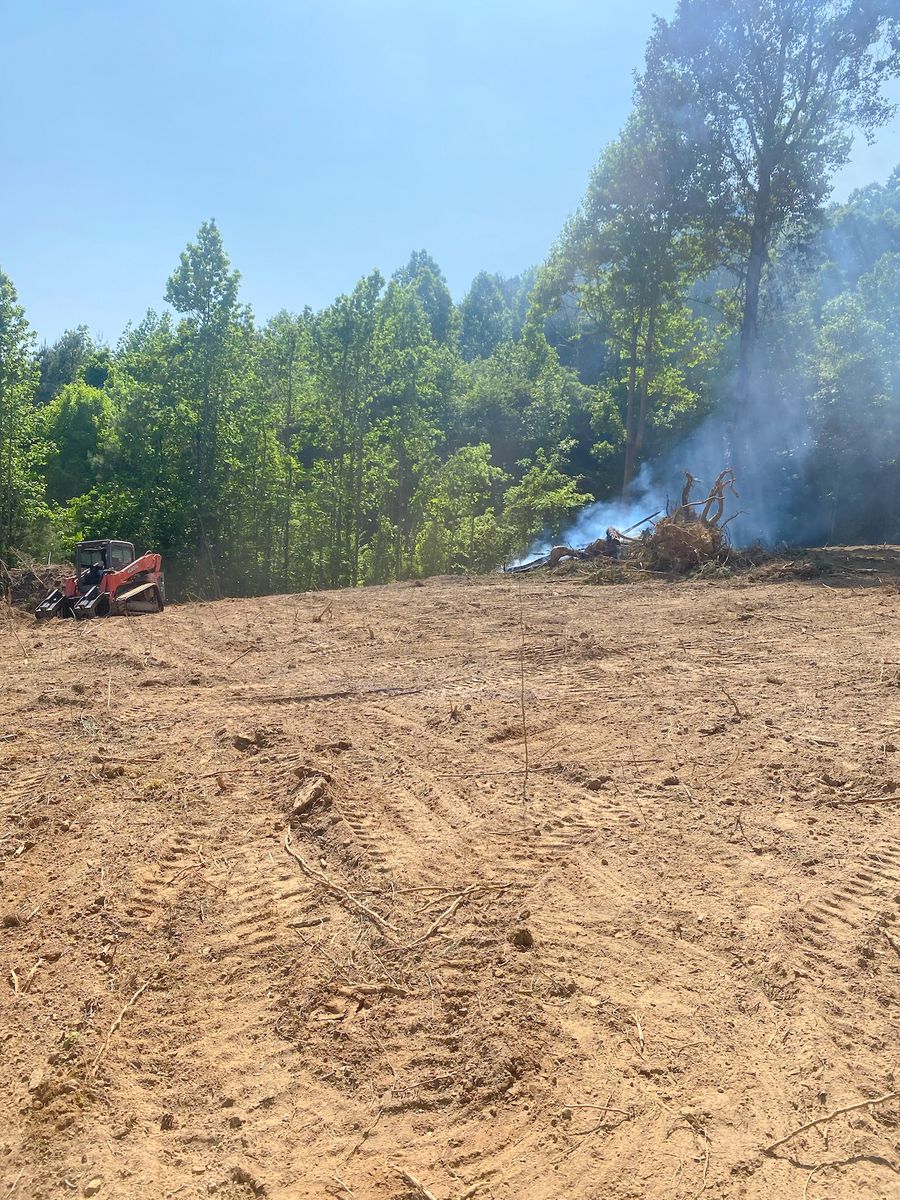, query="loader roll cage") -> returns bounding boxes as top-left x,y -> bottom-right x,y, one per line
74,540 -> 135,590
